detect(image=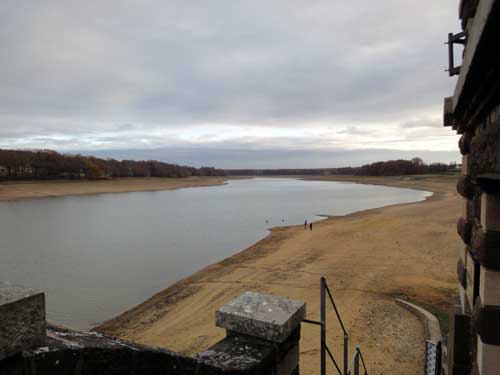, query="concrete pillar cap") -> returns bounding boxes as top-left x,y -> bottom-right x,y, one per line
215,291 -> 306,343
